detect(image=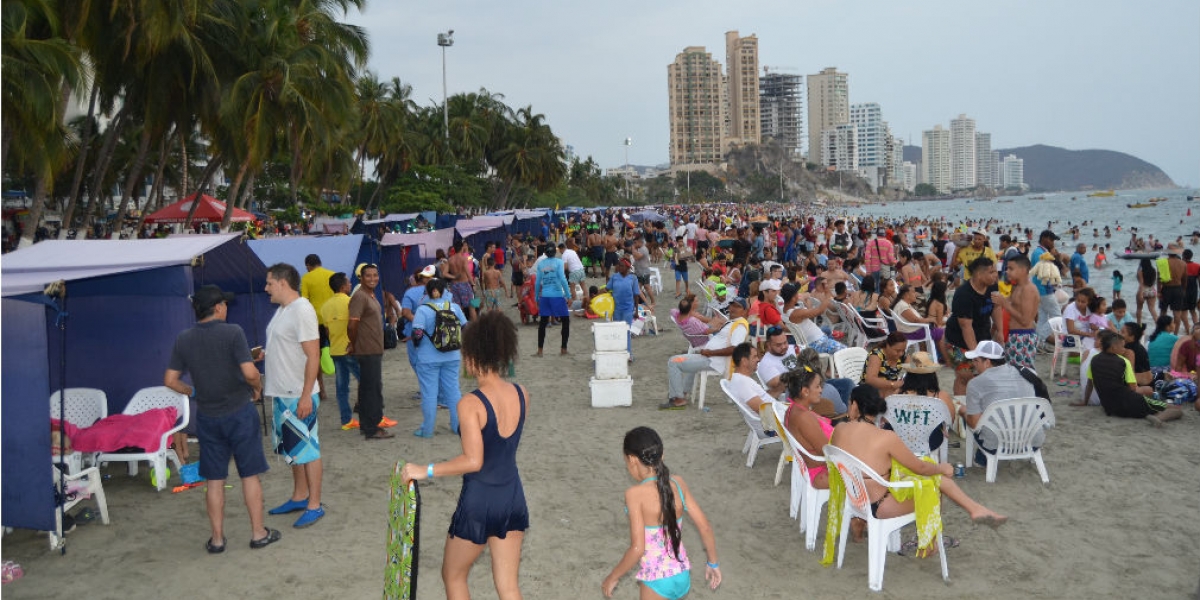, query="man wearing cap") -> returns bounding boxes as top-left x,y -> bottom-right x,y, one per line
944,256 -> 1000,395
953,230 -> 997,282
1158,243 -> 1187,326
1030,229 -> 1064,349
165,285 -> 276,552
755,278 -> 783,326
958,339 -> 1037,465
662,298 -> 752,410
